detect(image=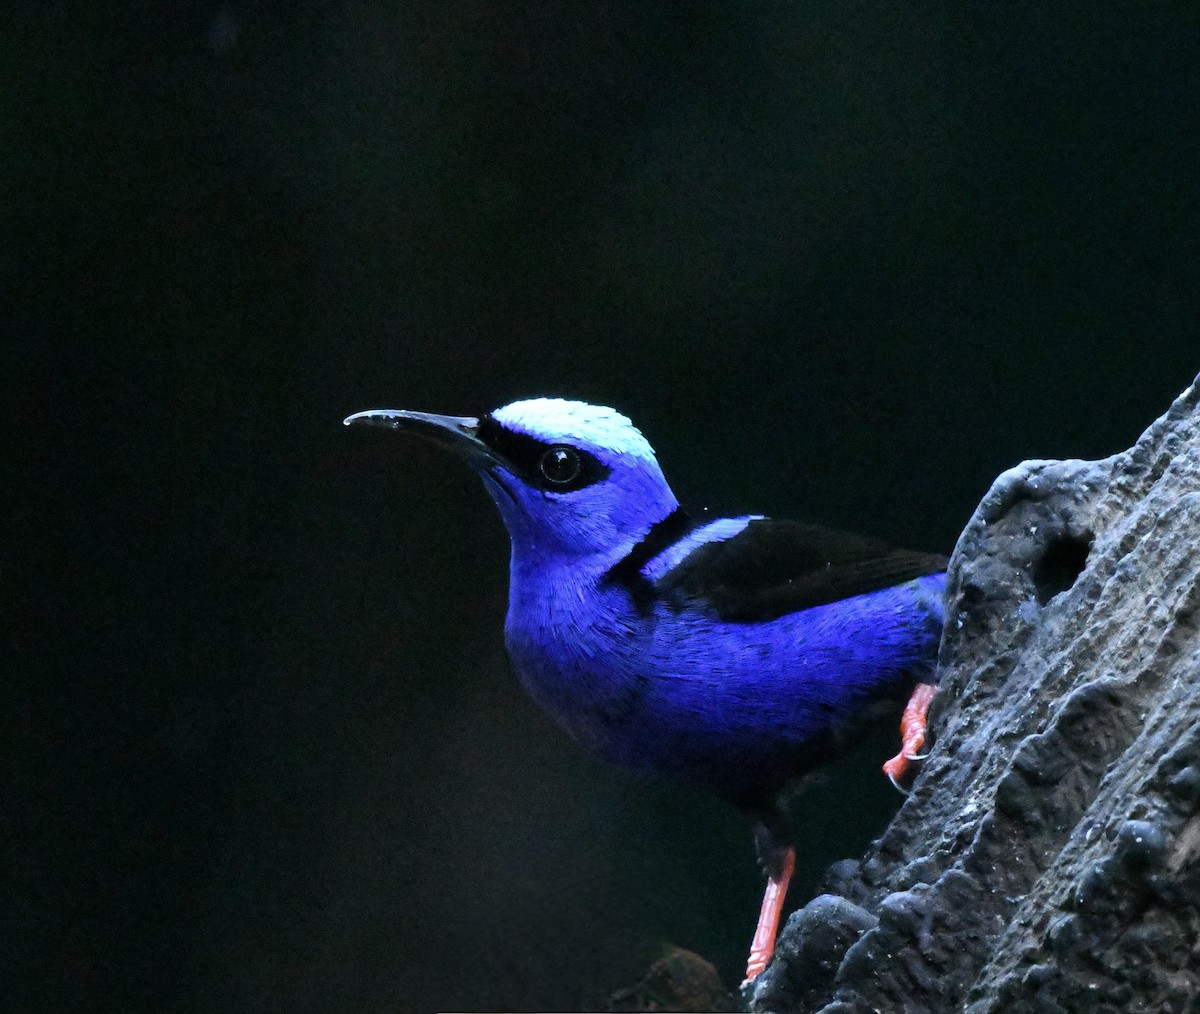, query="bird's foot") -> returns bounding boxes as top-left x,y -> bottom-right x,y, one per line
882,681 -> 937,791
